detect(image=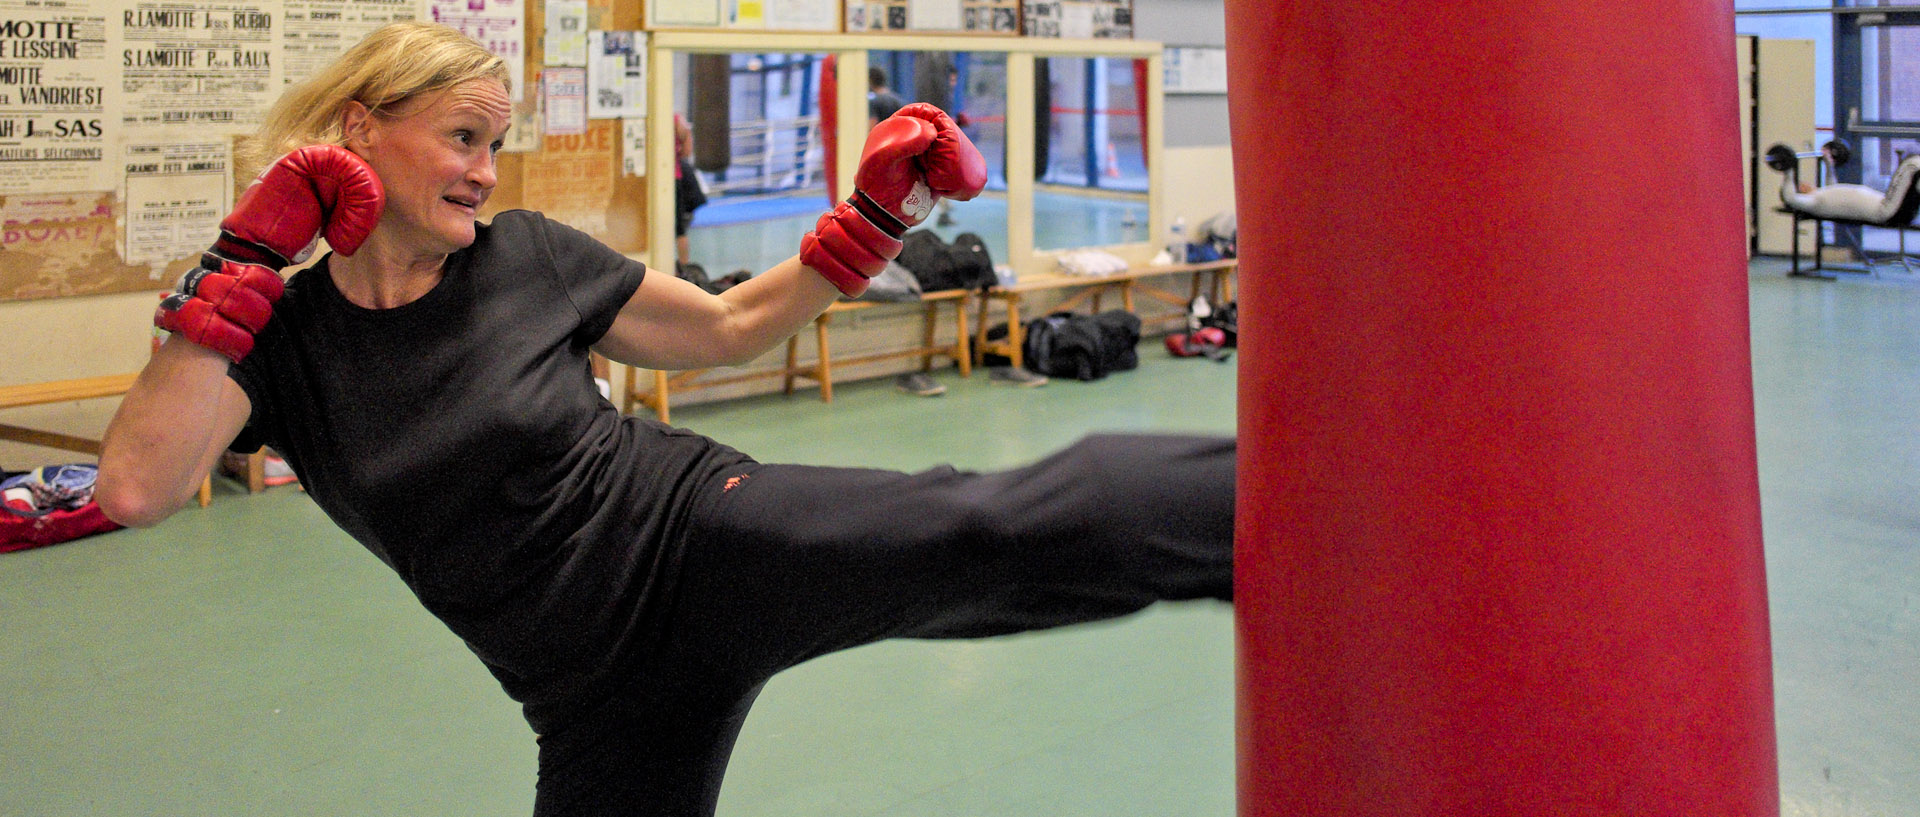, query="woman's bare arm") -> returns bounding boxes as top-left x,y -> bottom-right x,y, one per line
95,339 -> 253,528
591,255 -> 841,371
